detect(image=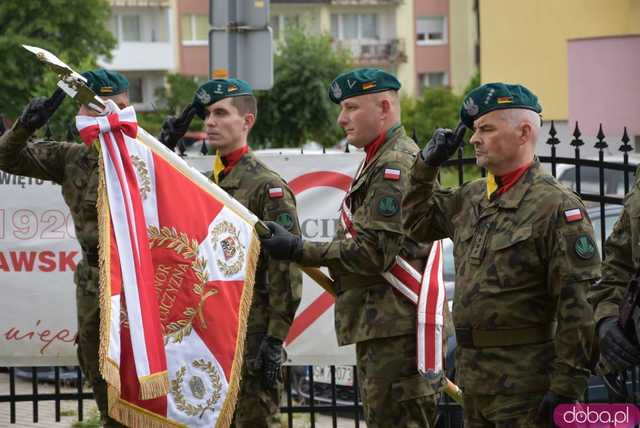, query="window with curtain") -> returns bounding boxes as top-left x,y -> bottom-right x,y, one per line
416,17 -> 447,45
